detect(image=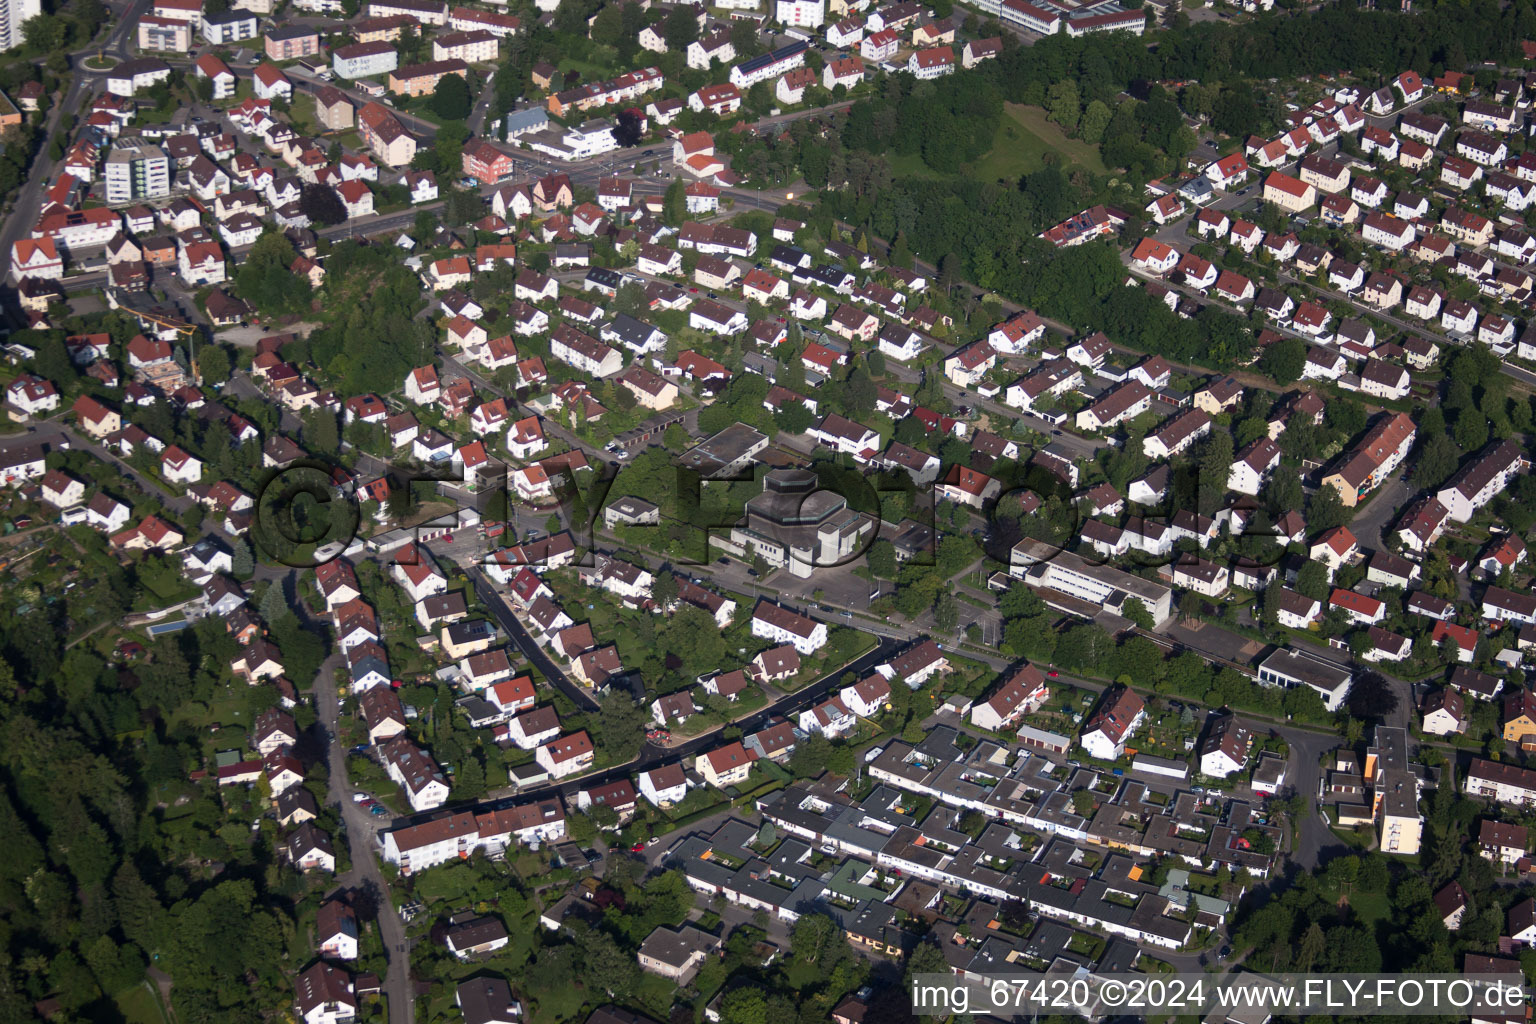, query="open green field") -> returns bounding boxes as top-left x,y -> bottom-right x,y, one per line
1347,889 -> 1392,926
982,103 -> 1108,177
893,101 -> 1108,181
114,983 -> 170,1024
